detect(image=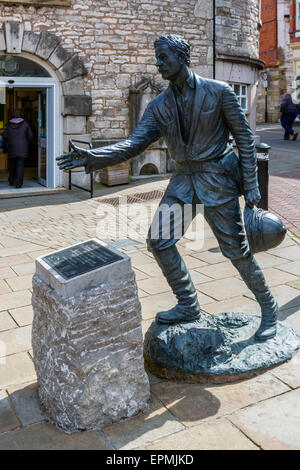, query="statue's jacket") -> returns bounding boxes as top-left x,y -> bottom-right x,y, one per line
86,73 -> 258,207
